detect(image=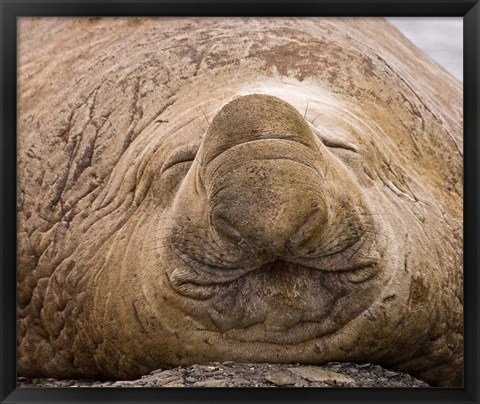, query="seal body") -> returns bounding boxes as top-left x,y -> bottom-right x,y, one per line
17,17 -> 462,386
